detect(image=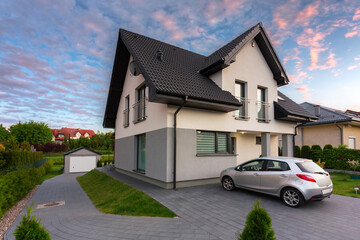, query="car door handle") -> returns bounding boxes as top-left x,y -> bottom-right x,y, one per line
253,173 -> 259,176
280,174 -> 288,178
